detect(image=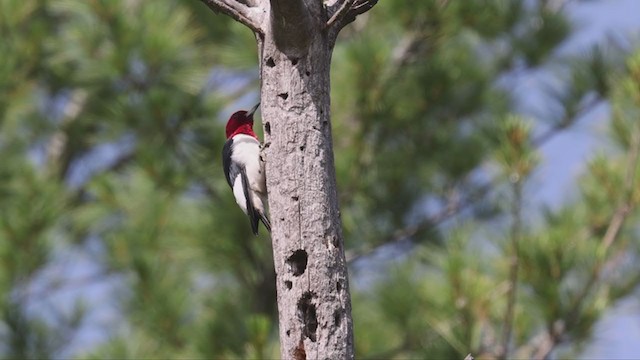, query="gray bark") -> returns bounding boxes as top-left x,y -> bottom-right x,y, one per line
200,1 -> 378,358
259,13 -> 351,360
260,43 -> 352,359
